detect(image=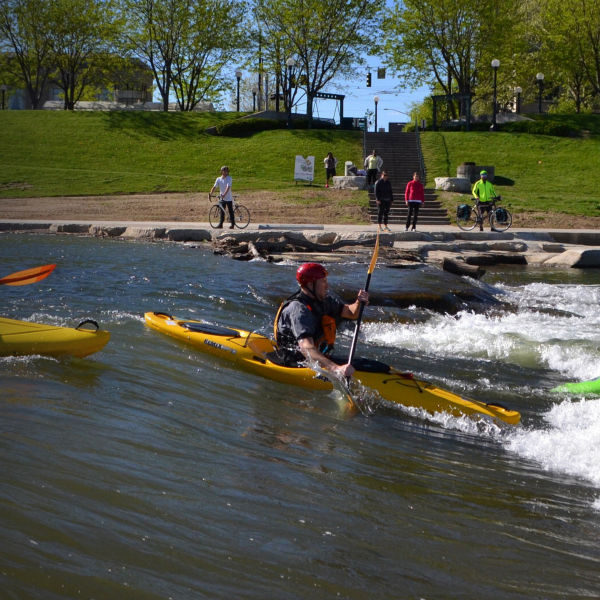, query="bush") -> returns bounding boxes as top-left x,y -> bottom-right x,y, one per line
499,120 -> 579,137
